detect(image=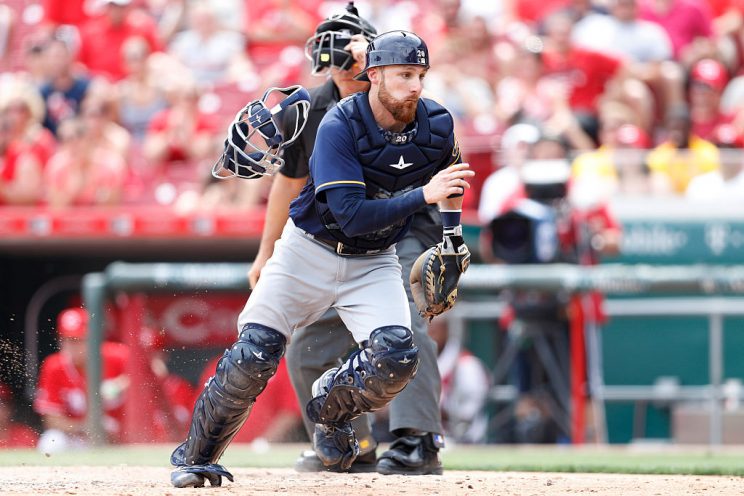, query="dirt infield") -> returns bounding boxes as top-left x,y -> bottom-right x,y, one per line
1,467 -> 742,496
